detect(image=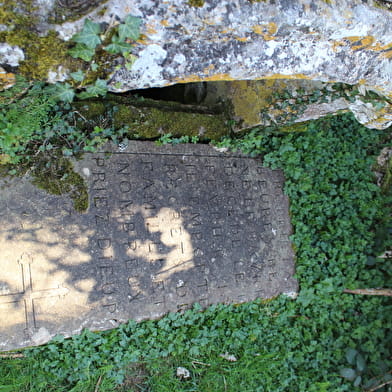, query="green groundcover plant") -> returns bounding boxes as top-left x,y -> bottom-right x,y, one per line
0,113 -> 391,392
